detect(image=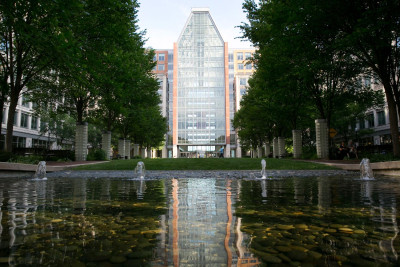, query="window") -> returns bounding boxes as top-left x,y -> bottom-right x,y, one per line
377,110 -> 386,125
359,119 -> 365,129
158,64 -> 165,71
240,78 -> 247,85
238,63 -> 244,70
20,113 -> 28,128
367,113 -> 374,128
158,53 -> 165,61
40,121 -> 47,132
31,116 -> 38,130
228,53 -> 233,62
21,95 -> 30,107
245,52 -> 251,59
240,89 -> 246,95
237,52 -> 243,60
245,63 -> 252,70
